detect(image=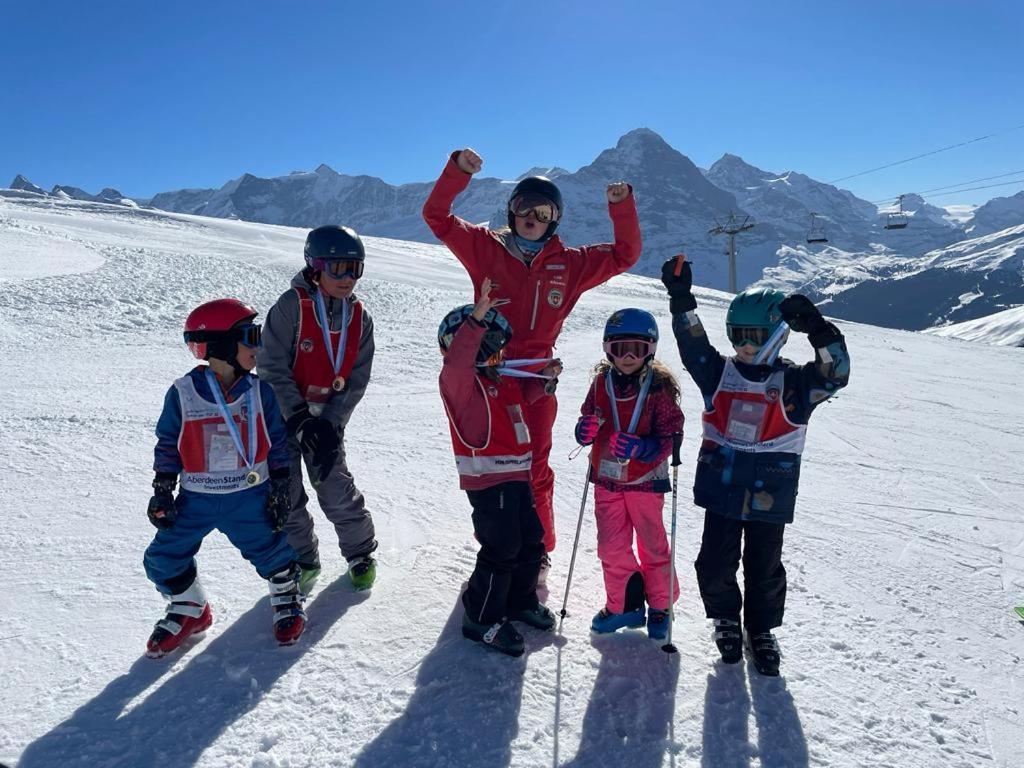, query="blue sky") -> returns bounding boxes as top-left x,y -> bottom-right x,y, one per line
2,1 -> 1021,207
